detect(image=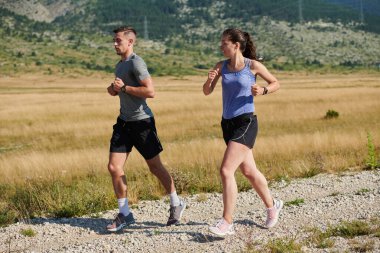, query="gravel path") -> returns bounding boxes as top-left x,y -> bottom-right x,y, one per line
1,170 -> 379,253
